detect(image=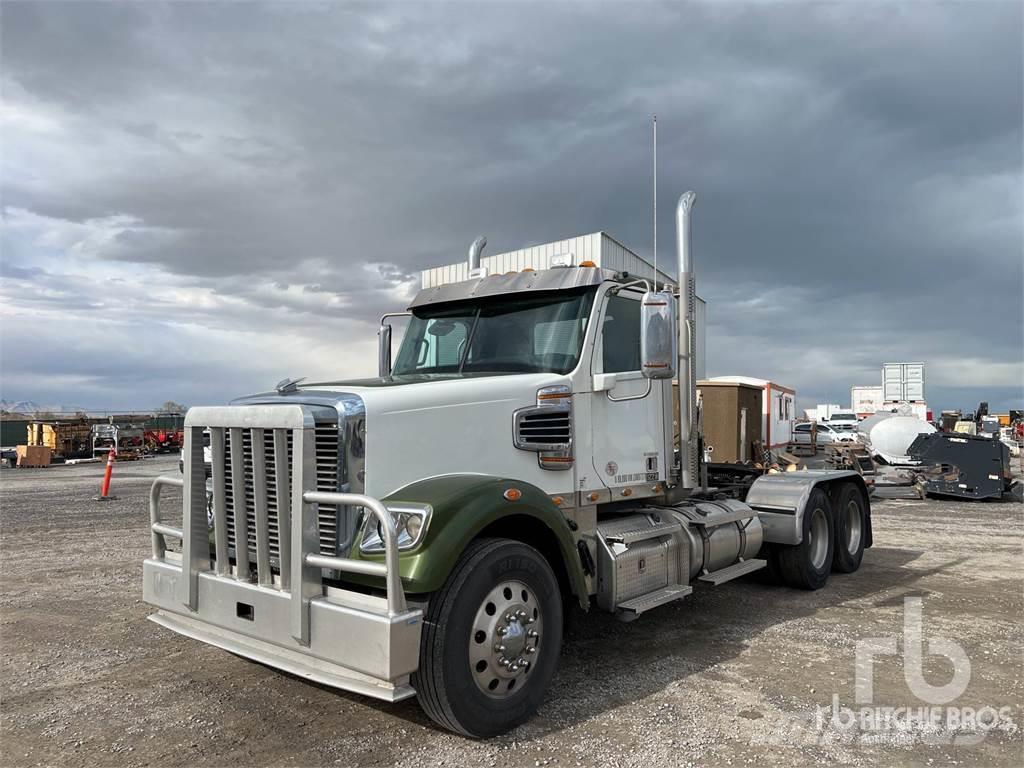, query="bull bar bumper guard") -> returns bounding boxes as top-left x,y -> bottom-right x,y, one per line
142,405 -> 422,702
